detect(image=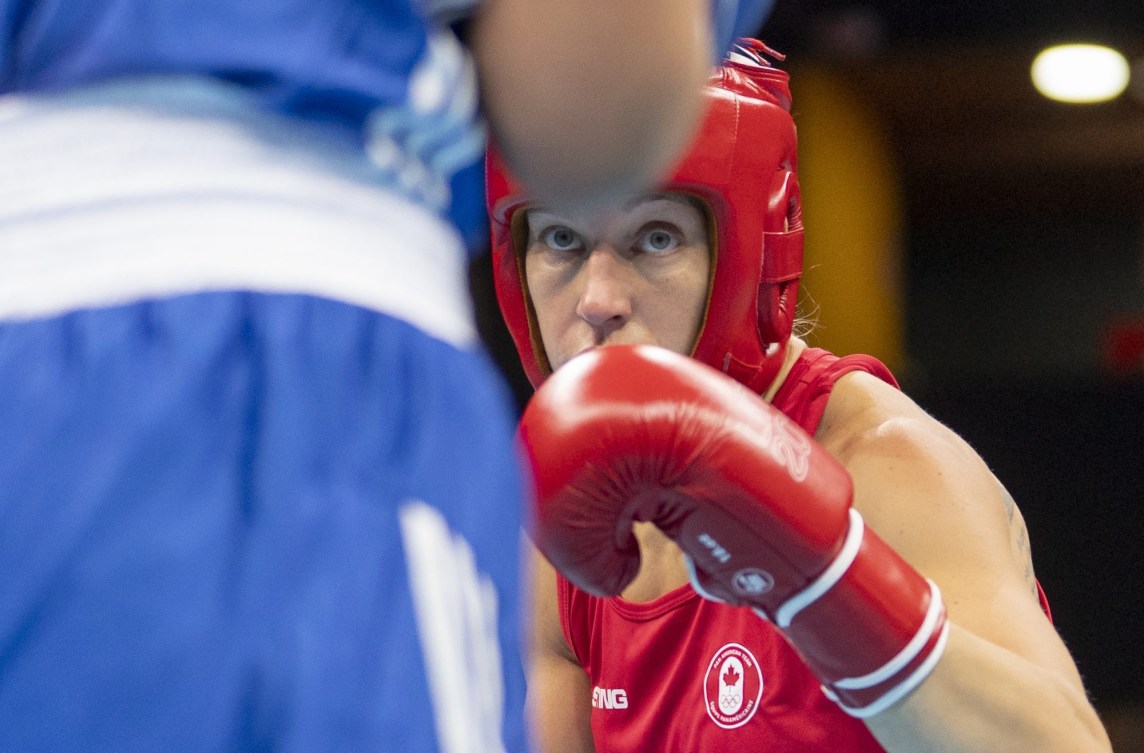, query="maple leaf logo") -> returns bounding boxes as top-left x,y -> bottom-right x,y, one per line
722,665 -> 740,687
